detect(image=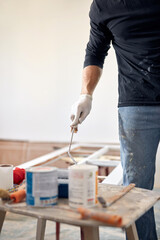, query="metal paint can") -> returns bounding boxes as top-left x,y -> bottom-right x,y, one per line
26,166 -> 58,207
69,164 -> 98,208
